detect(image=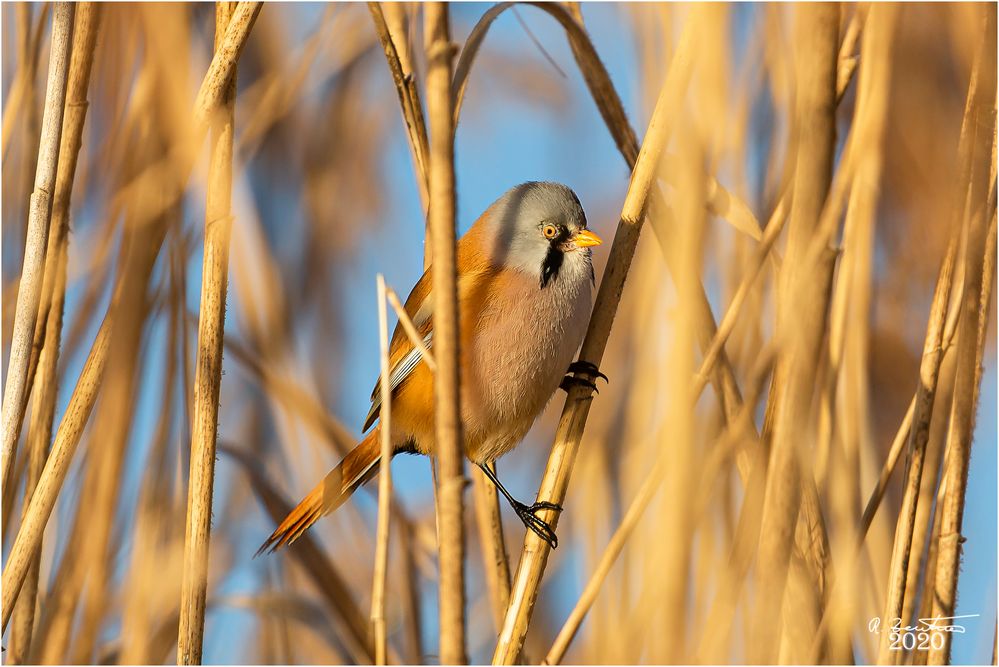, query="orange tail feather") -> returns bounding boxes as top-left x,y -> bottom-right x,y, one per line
257,428 -> 384,555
